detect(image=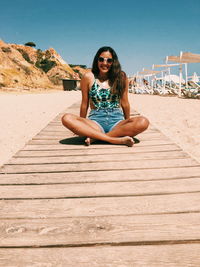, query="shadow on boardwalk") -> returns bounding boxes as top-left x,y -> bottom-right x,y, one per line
59,136 -> 140,145
0,102 -> 200,266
